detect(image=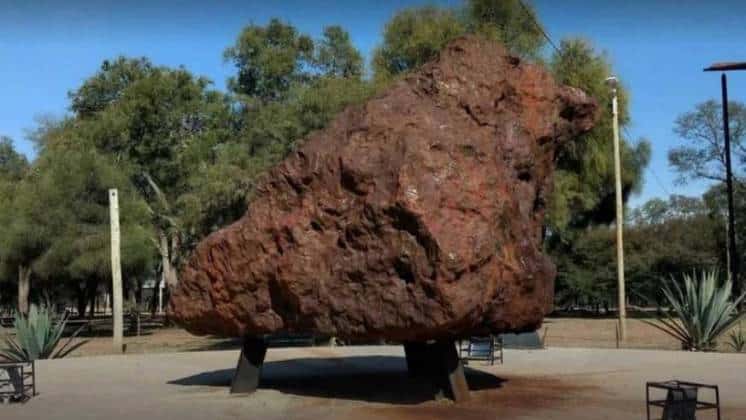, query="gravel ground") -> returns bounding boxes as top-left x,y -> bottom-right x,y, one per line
4,345 -> 745,420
